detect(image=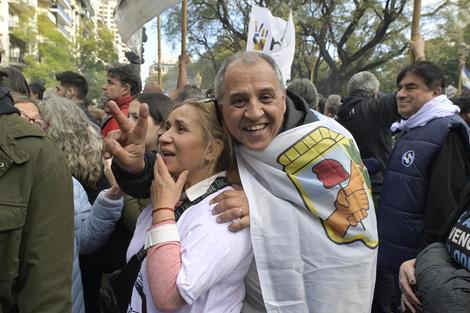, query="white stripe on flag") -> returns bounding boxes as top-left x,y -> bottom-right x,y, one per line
114,0 -> 183,44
